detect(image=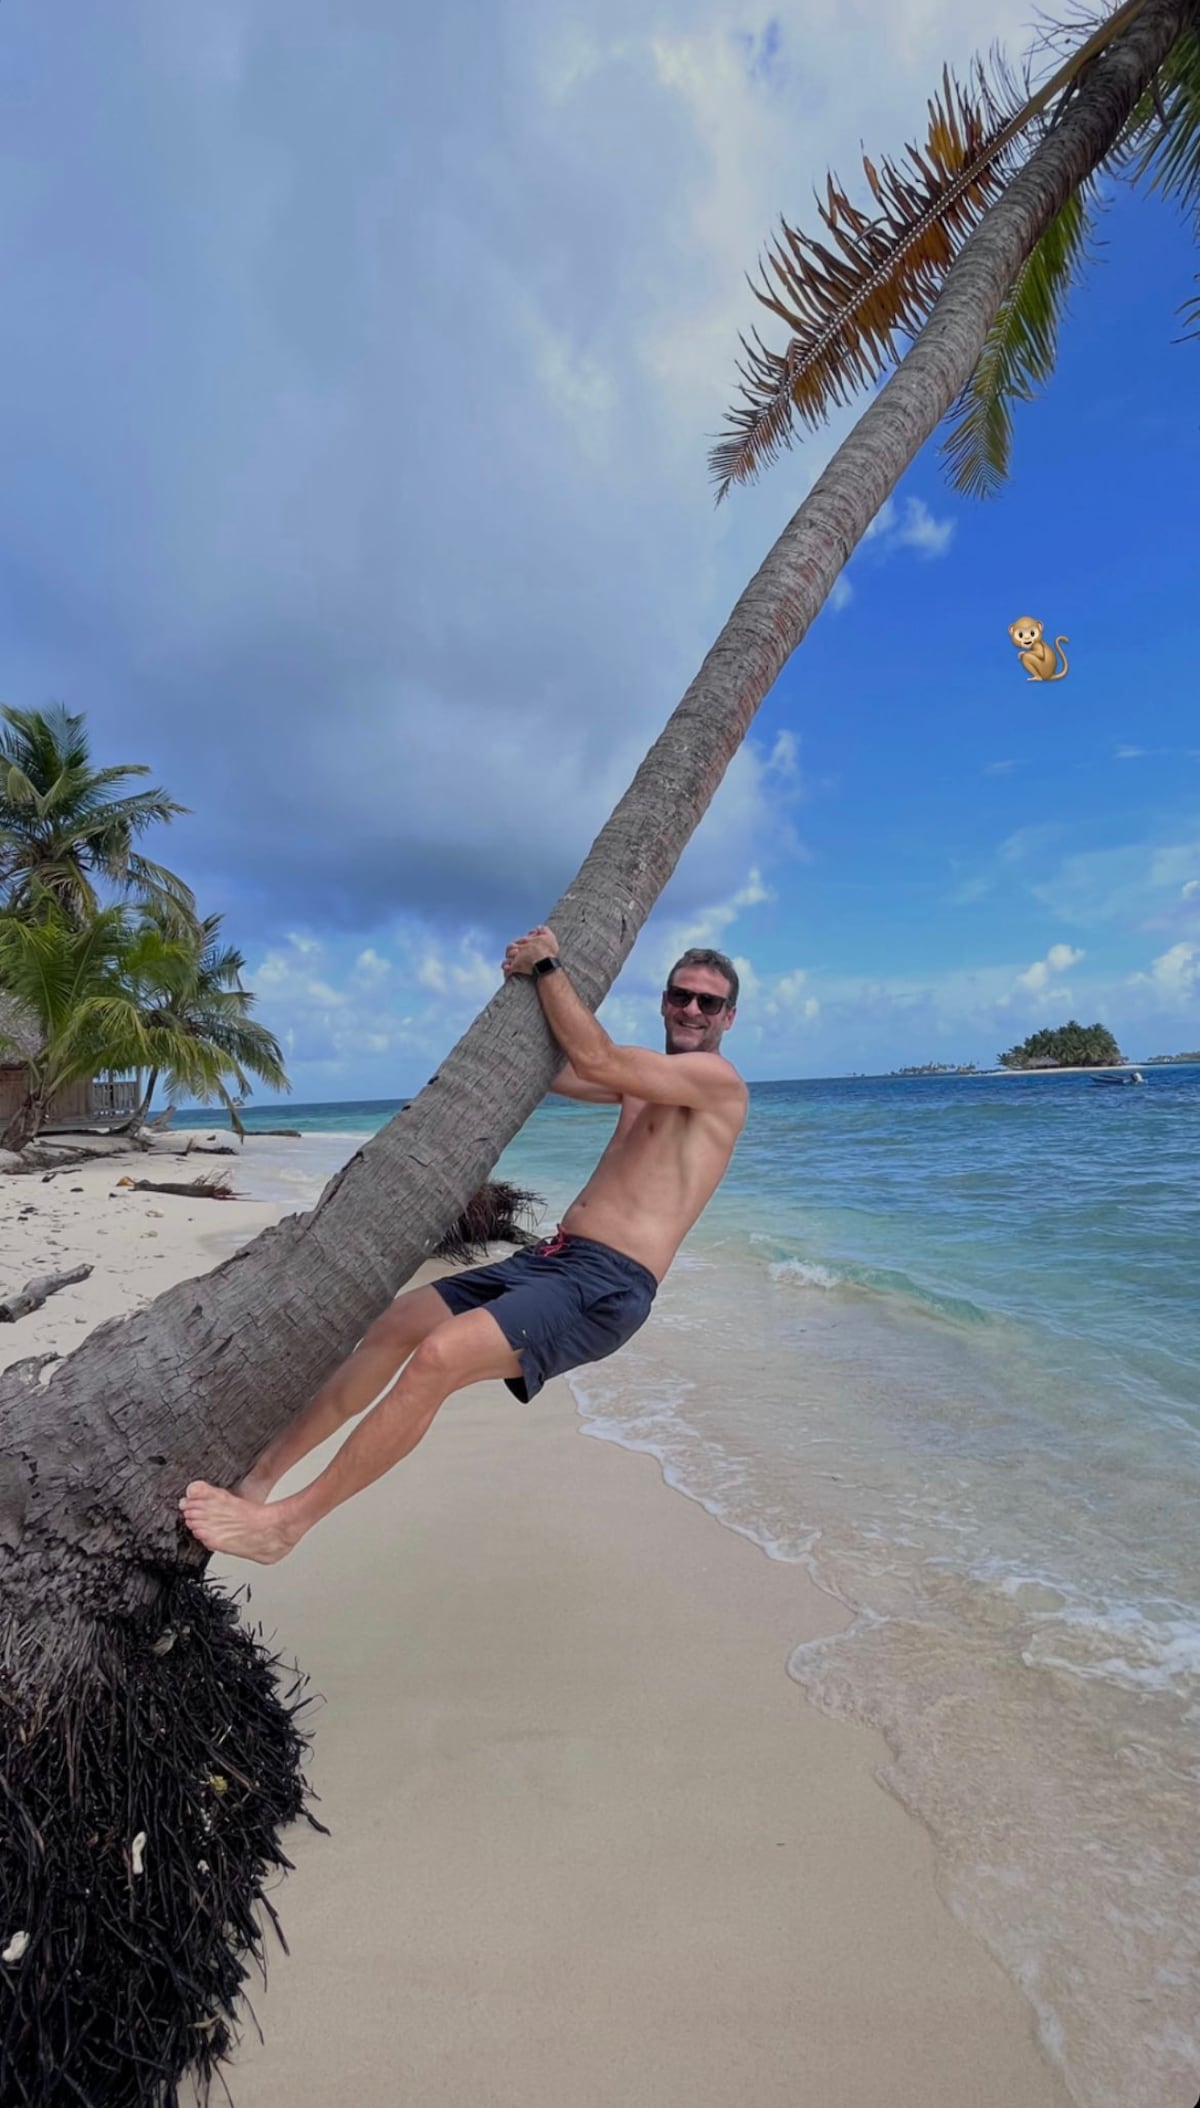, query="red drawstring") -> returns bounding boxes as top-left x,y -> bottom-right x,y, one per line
538,1223 -> 569,1256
